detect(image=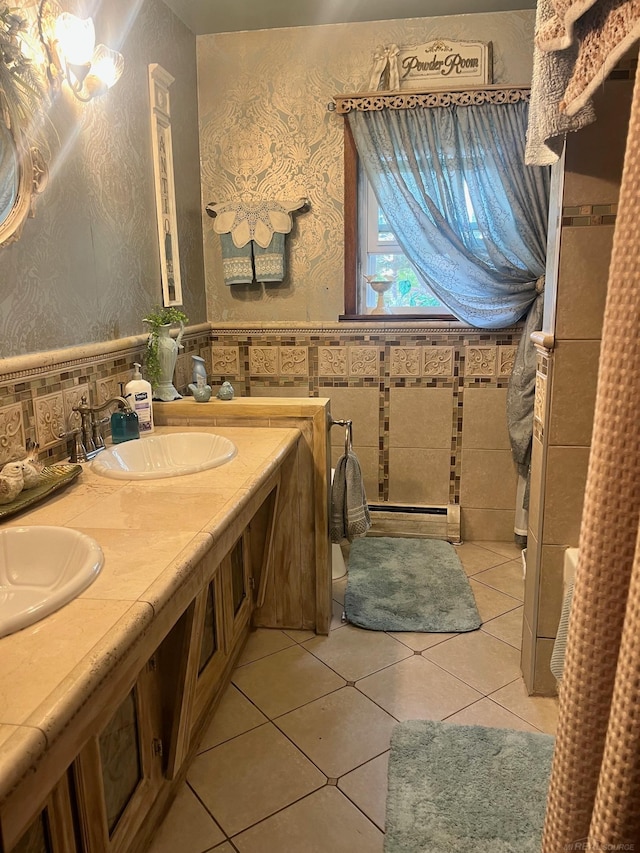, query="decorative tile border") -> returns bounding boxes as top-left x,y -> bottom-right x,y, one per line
348,347 -> 379,377
465,346 -> 496,377
249,347 -> 278,375
562,202 -> 617,227
63,384 -> 89,431
211,346 -> 240,376
34,392 -> 65,449
318,346 -> 347,376
497,345 -> 517,377
0,403 -> 25,466
423,346 -> 454,377
280,347 -> 308,376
